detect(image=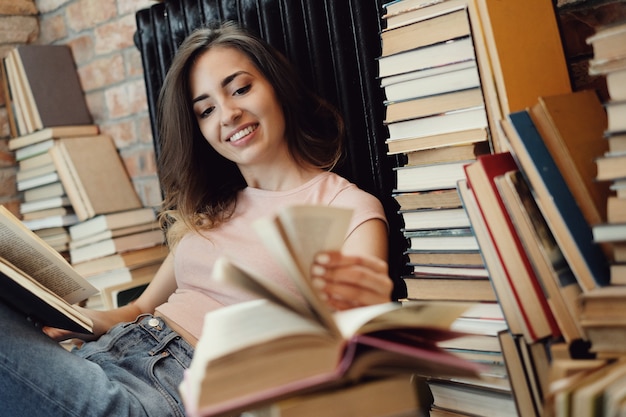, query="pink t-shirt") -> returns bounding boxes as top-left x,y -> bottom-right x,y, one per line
155,171 -> 386,340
